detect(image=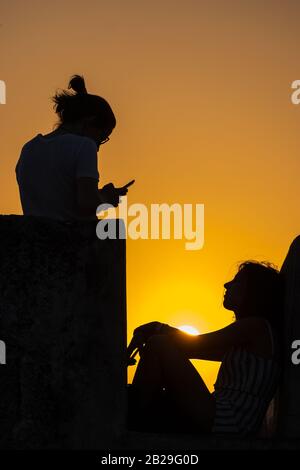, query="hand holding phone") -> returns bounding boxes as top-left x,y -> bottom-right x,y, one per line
117,179 -> 135,196
100,180 -> 135,206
